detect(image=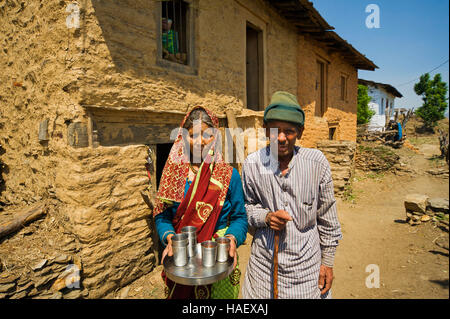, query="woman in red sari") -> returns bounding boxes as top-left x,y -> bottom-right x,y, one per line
153,107 -> 248,299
